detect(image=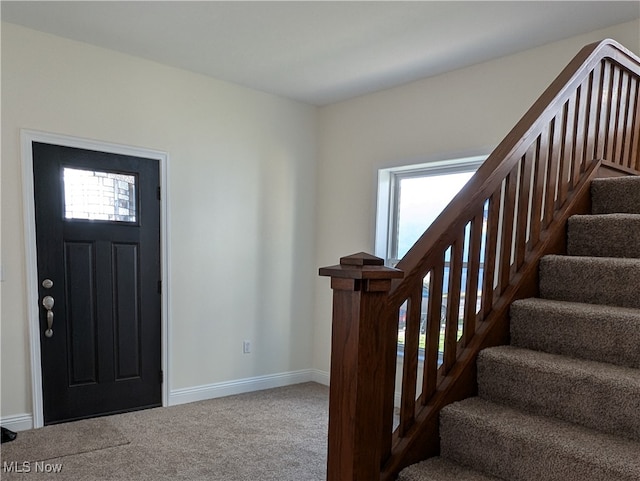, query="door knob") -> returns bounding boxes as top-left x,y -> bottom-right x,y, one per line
42,295 -> 54,338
